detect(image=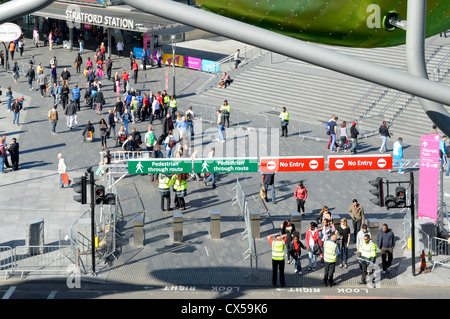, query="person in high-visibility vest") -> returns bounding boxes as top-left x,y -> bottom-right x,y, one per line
323,234 -> 340,287
158,173 -> 172,211
162,90 -> 170,118
358,234 -> 377,285
169,95 -> 178,119
279,107 -> 290,138
220,100 -> 231,128
267,232 -> 287,287
173,173 -> 187,210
